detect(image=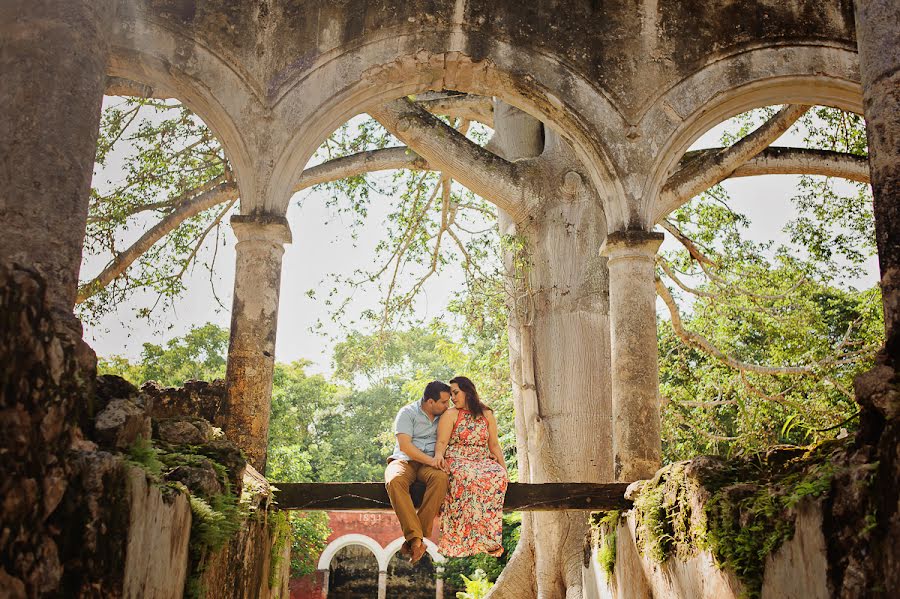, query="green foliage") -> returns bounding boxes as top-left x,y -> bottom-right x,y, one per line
304,115 -> 500,332
288,512 -> 331,578
592,510 -> 621,577
633,480 -> 675,563
455,569 -> 495,599
188,491 -> 244,555
181,455 -> 247,599
98,322 -> 228,386
125,437 -> 164,477
268,511 -> 291,588
440,513 -> 521,589
658,106 -> 881,461
83,98 -> 234,324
